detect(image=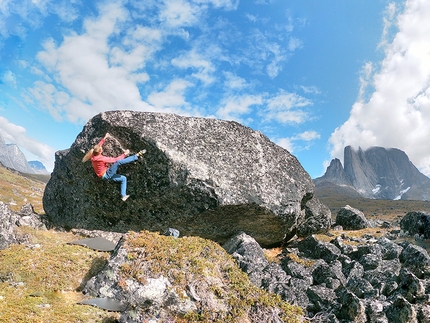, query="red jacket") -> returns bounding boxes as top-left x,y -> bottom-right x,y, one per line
91,138 -> 126,177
